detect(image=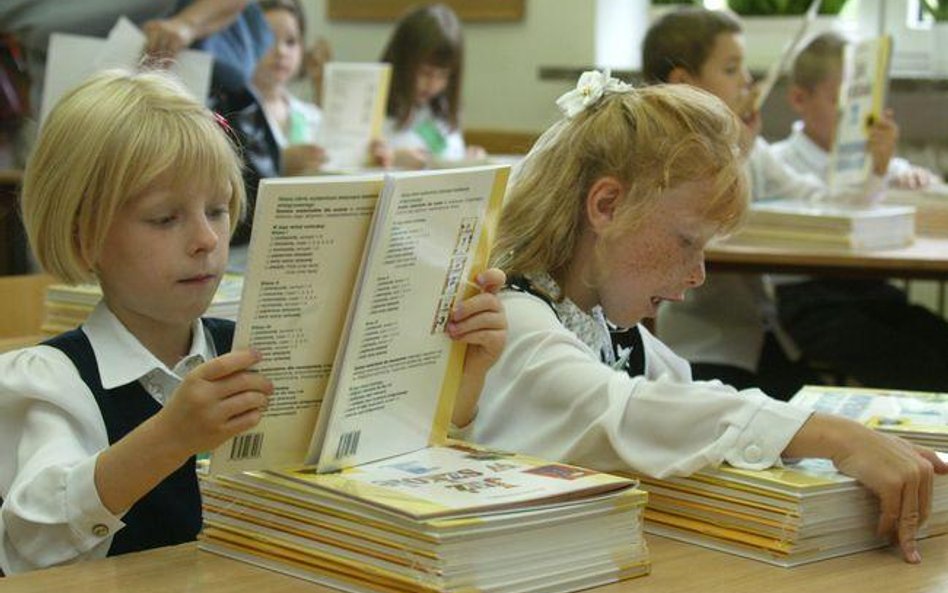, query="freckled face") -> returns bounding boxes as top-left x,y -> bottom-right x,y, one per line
596,180 -> 718,327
